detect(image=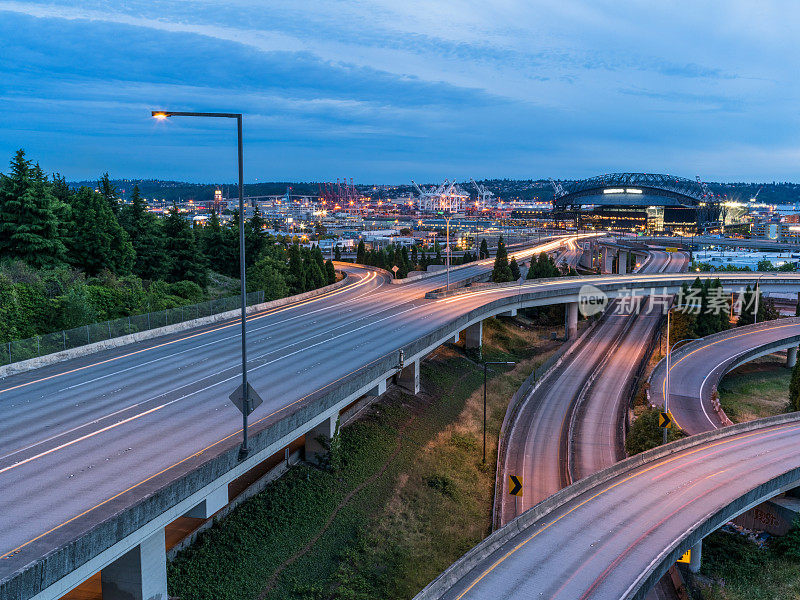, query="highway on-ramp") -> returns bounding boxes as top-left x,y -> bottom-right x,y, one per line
421,416 -> 800,600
